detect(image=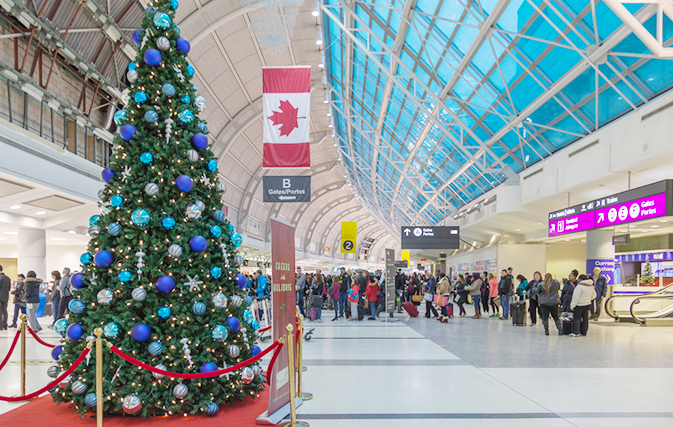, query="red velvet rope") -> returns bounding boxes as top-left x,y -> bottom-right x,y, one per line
0,329 -> 21,372
258,326 -> 271,333
0,346 -> 91,402
27,327 -> 57,348
108,340 -> 283,379
265,341 -> 283,385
